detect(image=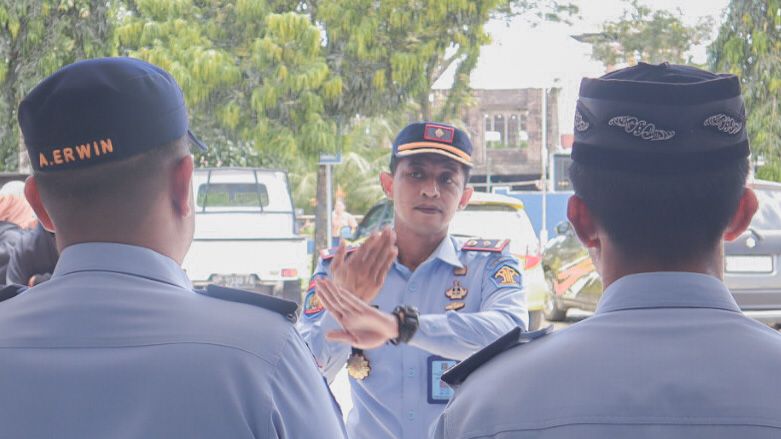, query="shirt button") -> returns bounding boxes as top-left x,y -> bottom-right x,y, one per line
408,282 -> 418,292
407,368 -> 416,377
407,410 -> 415,421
